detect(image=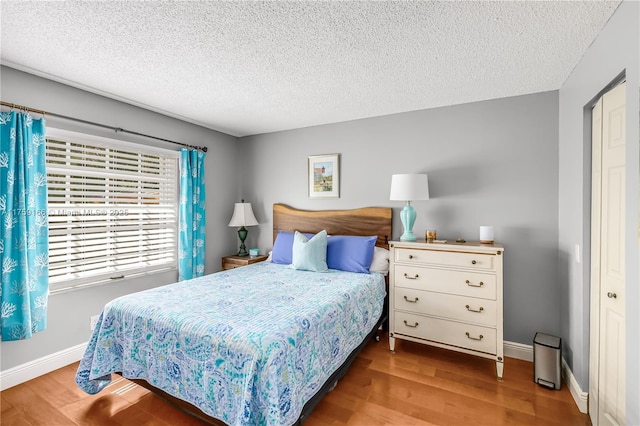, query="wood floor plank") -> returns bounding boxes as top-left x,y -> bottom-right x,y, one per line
362,369 -> 523,426
304,399 -> 353,424
24,370 -> 87,409
130,393 -> 213,426
2,383 -> 78,425
431,367 -> 537,415
48,363 -> 103,400
60,393 -> 130,426
110,403 -> 173,426
1,393 -> 14,415
343,399 -> 434,426
367,359 -> 537,419
412,357 -> 543,418
365,391 -> 458,425
0,333 -> 590,425
0,407 -> 34,426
